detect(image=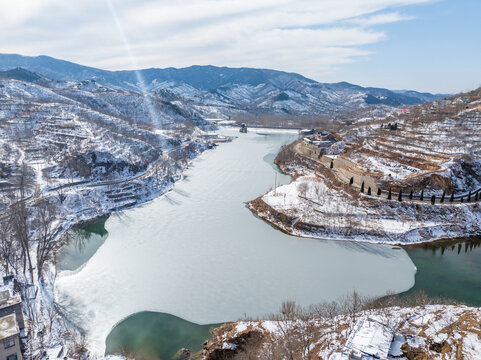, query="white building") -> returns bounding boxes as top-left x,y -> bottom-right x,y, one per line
0,314 -> 22,360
